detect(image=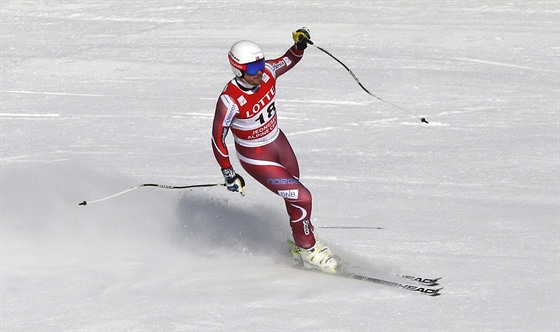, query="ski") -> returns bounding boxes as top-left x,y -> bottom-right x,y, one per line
337,261 -> 442,287
287,240 -> 443,296
338,268 -> 443,297
397,274 -> 442,287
